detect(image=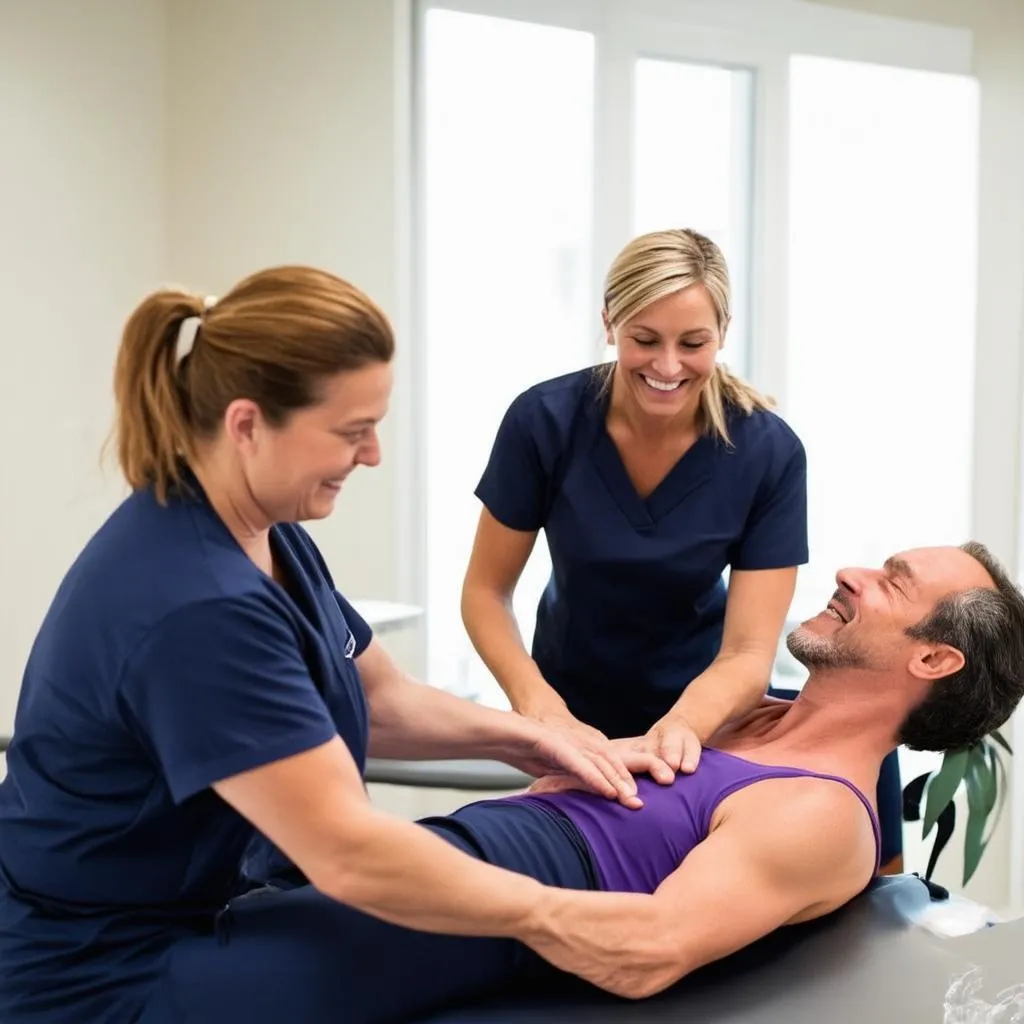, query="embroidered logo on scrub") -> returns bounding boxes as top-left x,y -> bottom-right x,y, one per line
344,630 -> 356,659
